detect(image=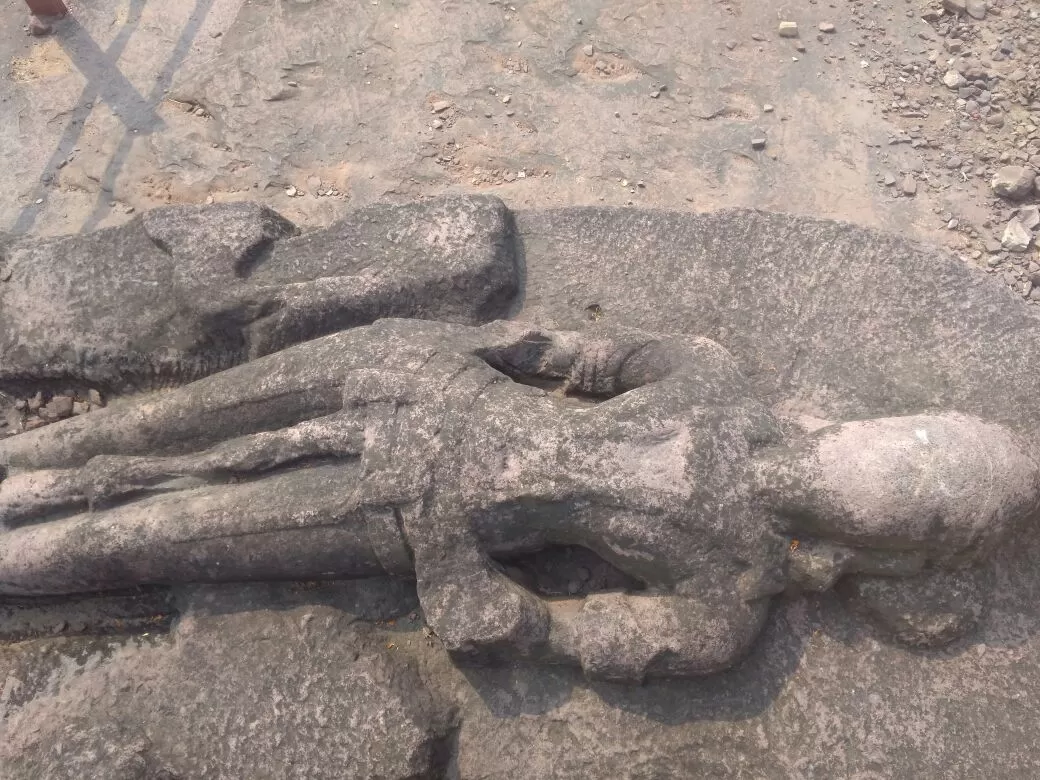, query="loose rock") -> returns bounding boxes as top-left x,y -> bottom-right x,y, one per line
992,166 -> 1036,201
1017,206 -> 1040,232
943,70 -> 967,89
39,395 -> 74,421
751,137 -> 767,150
984,237 -> 1004,254
901,175 -> 918,196
778,21 -> 799,38
965,0 -> 986,20
818,22 -> 836,33
1002,218 -> 1033,252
